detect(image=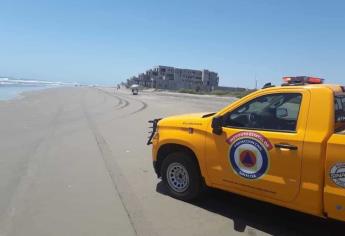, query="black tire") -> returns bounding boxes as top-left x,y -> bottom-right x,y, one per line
160,152 -> 202,201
